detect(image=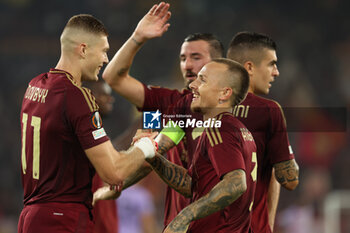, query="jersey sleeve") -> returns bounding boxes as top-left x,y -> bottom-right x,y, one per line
206,121 -> 246,179
140,83 -> 187,113
267,101 -> 295,164
65,86 -> 109,150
